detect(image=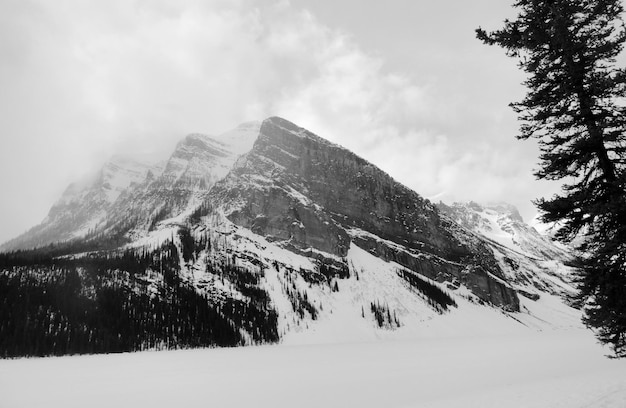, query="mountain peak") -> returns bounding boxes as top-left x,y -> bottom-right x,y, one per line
1,117 -> 580,355
264,115 -> 299,129
437,200 -> 571,261
486,202 -> 524,223
445,201 -> 524,223
179,133 -> 214,150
